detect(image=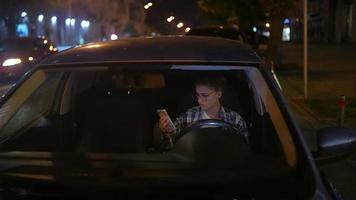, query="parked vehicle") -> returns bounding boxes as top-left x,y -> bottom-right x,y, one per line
0,37 -> 57,82
0,36 -> 354,199
186,25 -> 268,54
186,25 -> 246,43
